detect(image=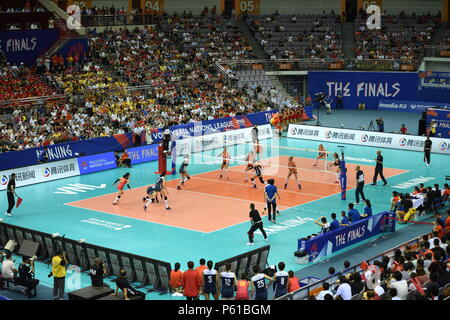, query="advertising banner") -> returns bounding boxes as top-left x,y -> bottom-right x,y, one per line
426,108 -> 450,139
0,158 -> 80,190
0,29 -> 59,66
417,71 -> 450,104
174,124 -> 273,156
77,152 -> 117,175
56,38 -> 89,62
288,124 -> 450,155
0,134 -> 133,171
298,212 -> 396,262
378,100 -> 450,113
148,111 -> 277,144
308,71 -> 418,110
126,144 -> 159,165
